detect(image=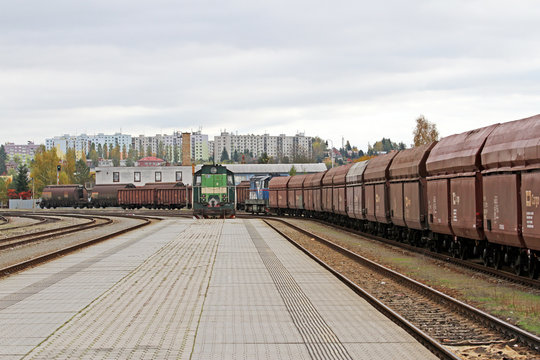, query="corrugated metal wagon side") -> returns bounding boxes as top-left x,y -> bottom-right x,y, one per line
480,114 -> 540,276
